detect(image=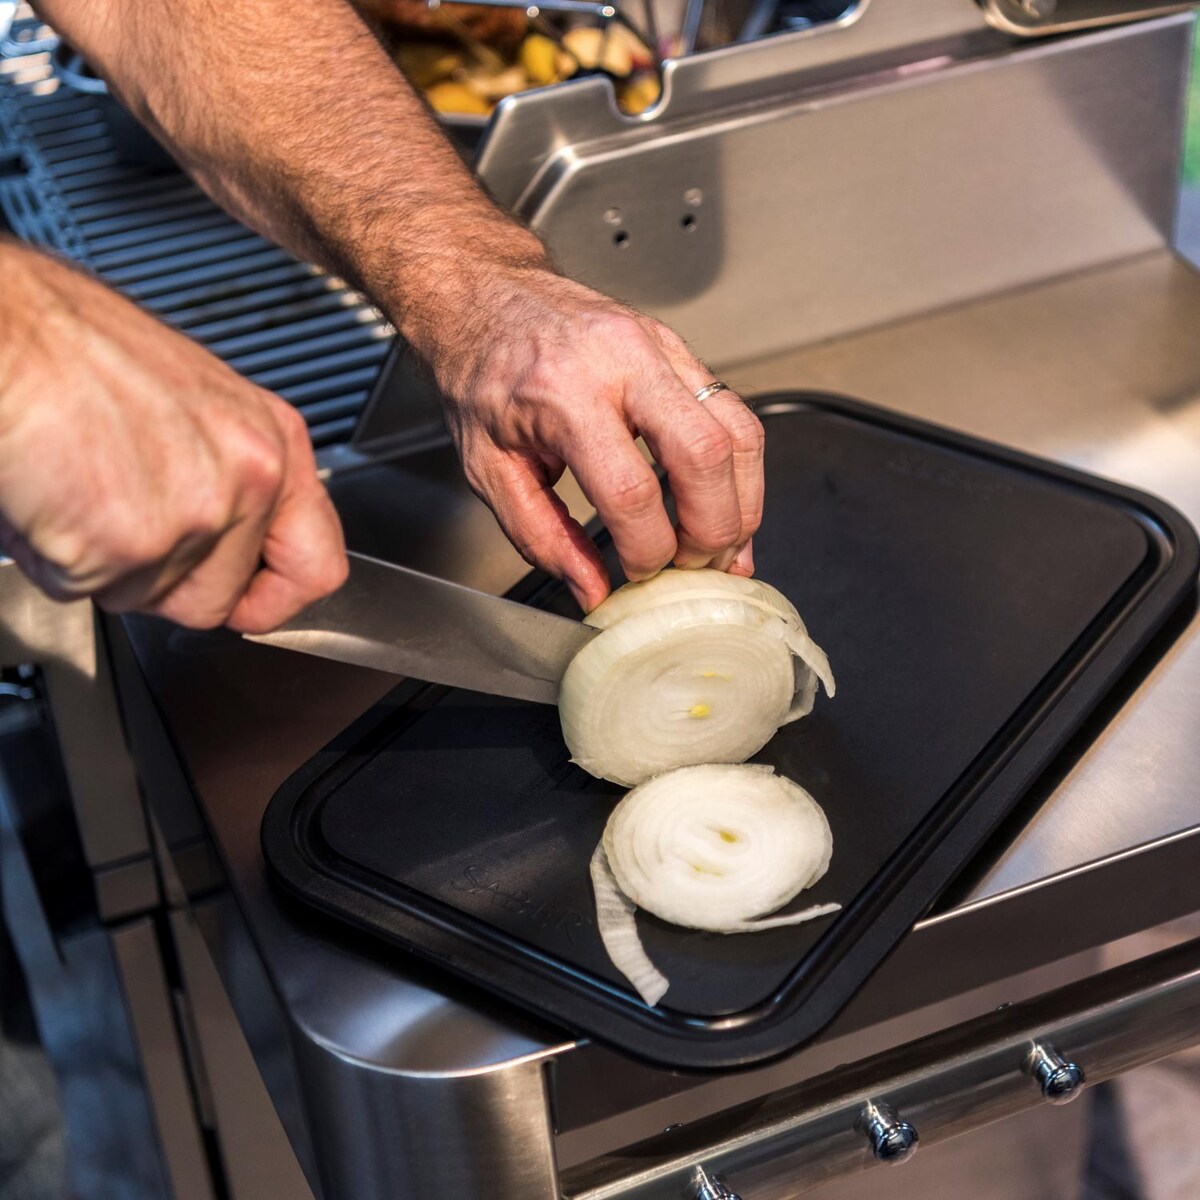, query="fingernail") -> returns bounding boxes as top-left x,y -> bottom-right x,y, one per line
566,577 -> 592,613
732,541 -> 755,575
